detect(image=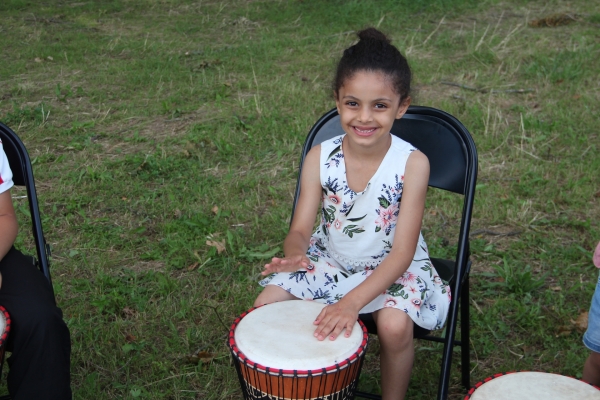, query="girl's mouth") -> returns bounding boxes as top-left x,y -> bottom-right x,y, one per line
353,126 -> 377,137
